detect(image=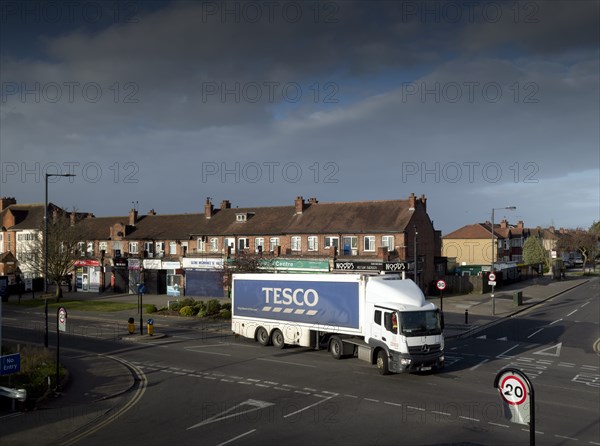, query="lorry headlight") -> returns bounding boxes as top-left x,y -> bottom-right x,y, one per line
439,355 -> 444,362
400,358 -> 411,365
